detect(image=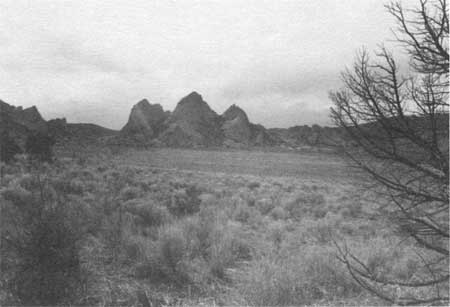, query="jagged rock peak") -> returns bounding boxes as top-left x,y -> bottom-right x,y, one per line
22,105 -> 44,122
181,91 -> 202,102
135,98 -> 150,106
222,104 -> 249,122
176,91 -> 211,109
131,99 -> 163,111
172,91 -> 218,121
121,98 -> 169,138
